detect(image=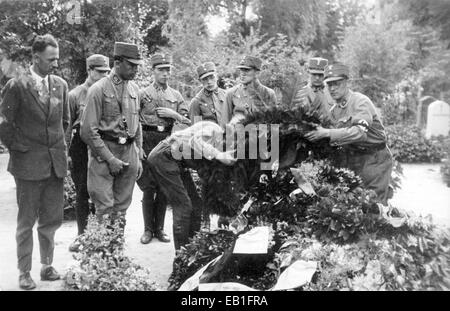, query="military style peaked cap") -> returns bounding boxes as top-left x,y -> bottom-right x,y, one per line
114,42 -> 143,65
237,55 -> 262,71
307,57 -> 328,74
324,62 -> 350,83
151,54 -> 172,69
86,54 -> 110,71
197,62 -> 216,80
